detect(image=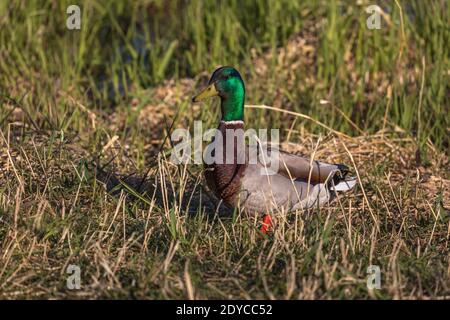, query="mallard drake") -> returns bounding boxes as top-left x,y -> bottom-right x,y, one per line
192,66 -> 356,232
